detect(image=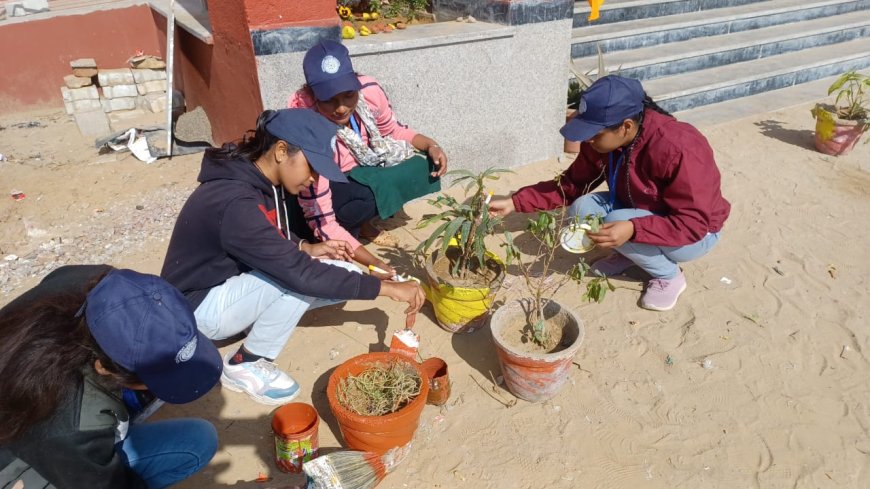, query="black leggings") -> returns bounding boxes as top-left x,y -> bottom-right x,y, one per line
330,179 -> 378,239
